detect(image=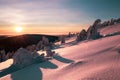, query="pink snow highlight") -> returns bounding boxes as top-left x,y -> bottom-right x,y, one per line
99,23 -> 120,36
